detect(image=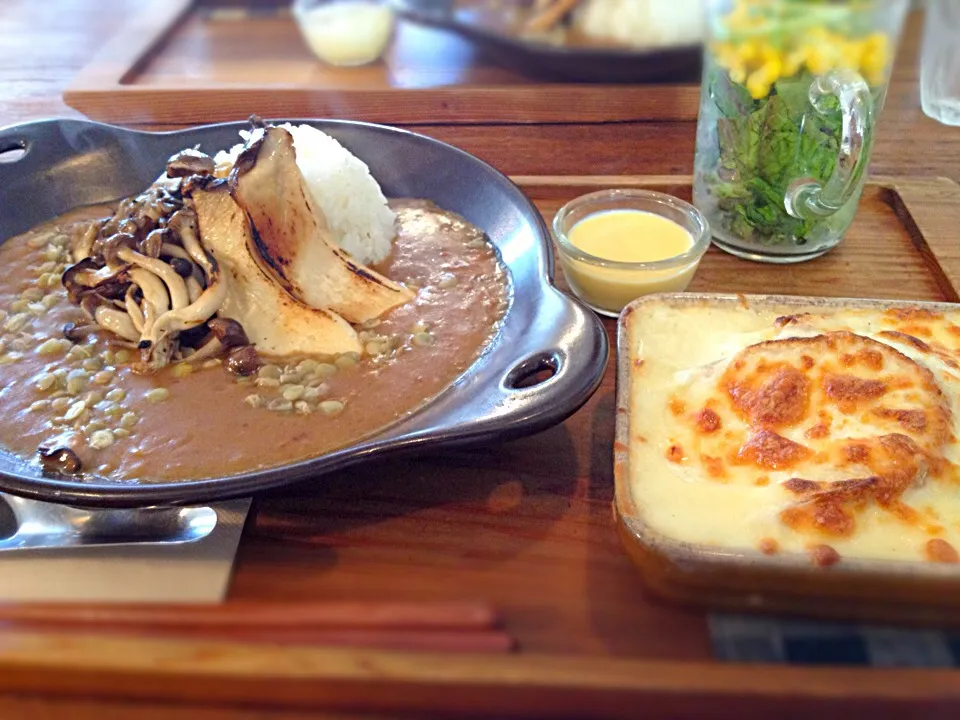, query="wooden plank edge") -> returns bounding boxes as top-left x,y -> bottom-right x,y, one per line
511,175 -> 695,188
63,0 -> 195,96
510,174 -> 957,189
63,80 -> 920,129
0,631 -> 956,718
62,86 -> 701,126
881,176 -> 960,303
